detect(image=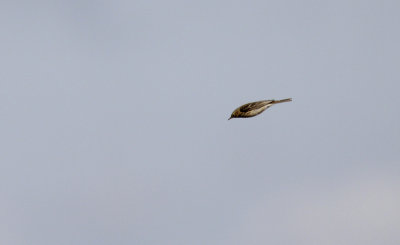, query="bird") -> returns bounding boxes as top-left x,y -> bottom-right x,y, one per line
228,98 -> 292,120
